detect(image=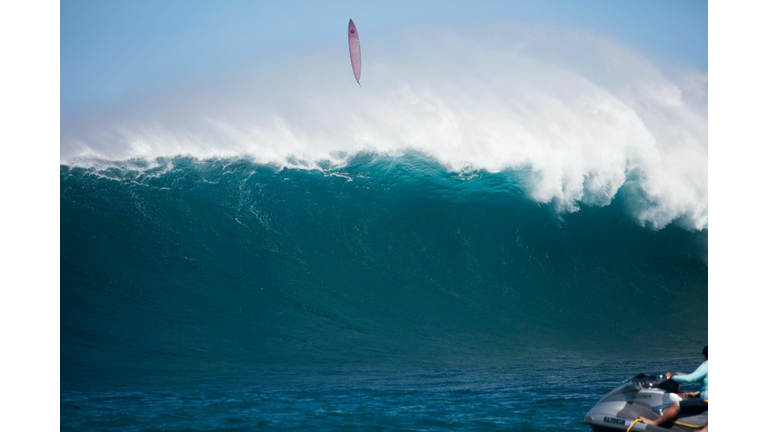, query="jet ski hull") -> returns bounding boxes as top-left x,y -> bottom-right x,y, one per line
584,374 -> 707,431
